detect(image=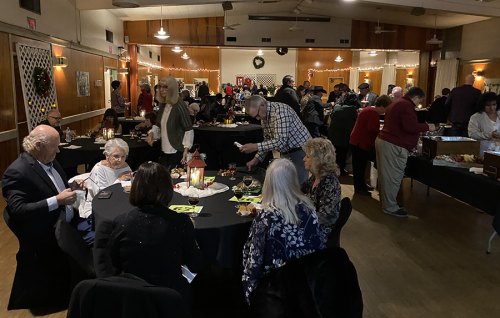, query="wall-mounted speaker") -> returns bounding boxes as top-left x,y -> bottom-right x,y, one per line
276,47 -> 288,55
